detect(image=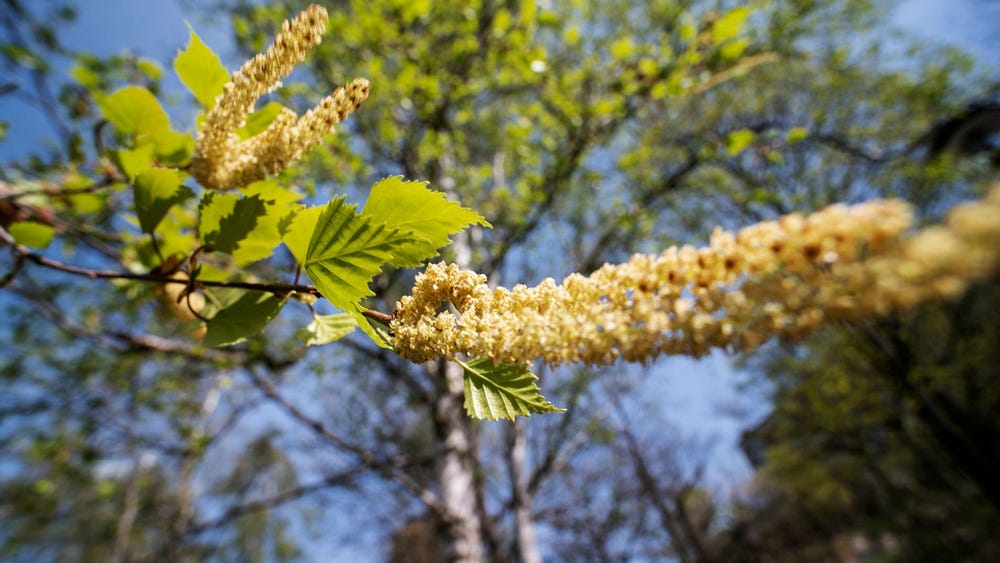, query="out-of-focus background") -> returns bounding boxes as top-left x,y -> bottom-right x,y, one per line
1,0 -> 998,561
